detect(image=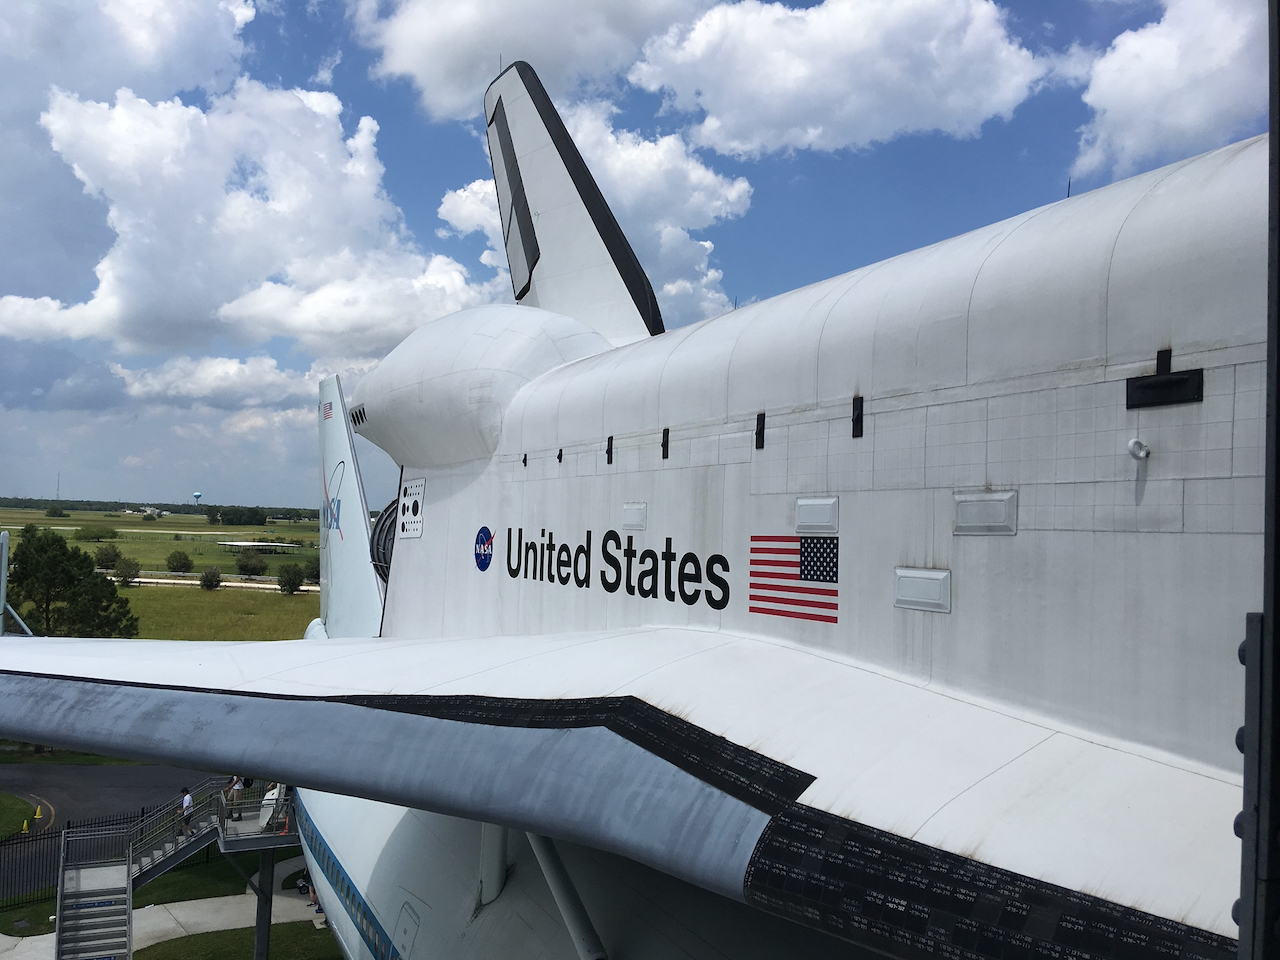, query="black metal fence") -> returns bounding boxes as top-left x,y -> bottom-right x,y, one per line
67,806 -> 156,832
0,803 -> 218,910
0,830 -> 58,909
